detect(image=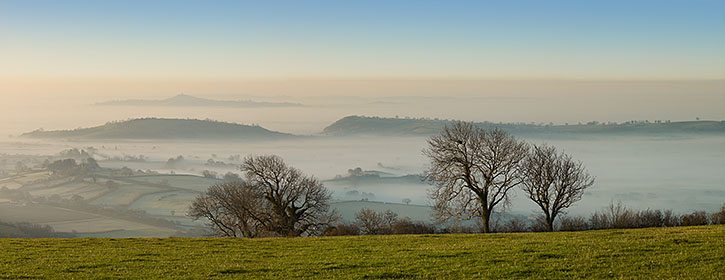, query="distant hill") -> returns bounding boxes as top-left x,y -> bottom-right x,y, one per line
323,116 -> 725,137
22,118 -> 297,140
97,94 -> 302,107
325,174 -> 426,186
